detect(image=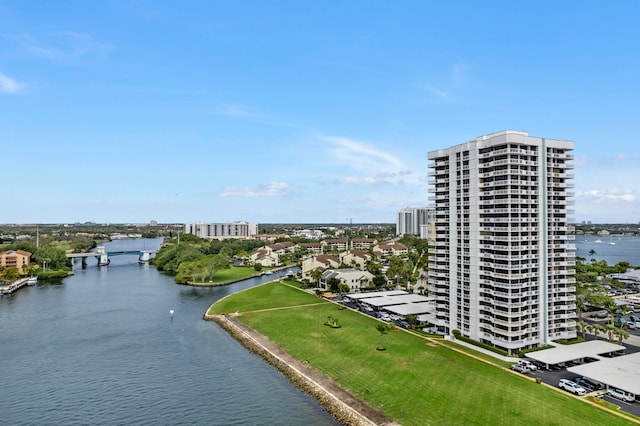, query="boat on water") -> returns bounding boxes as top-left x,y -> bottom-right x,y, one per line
264,270 -> 274,275
594,239 -> 603,243
285,269 -> 294,277
26,276 -> 37,285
